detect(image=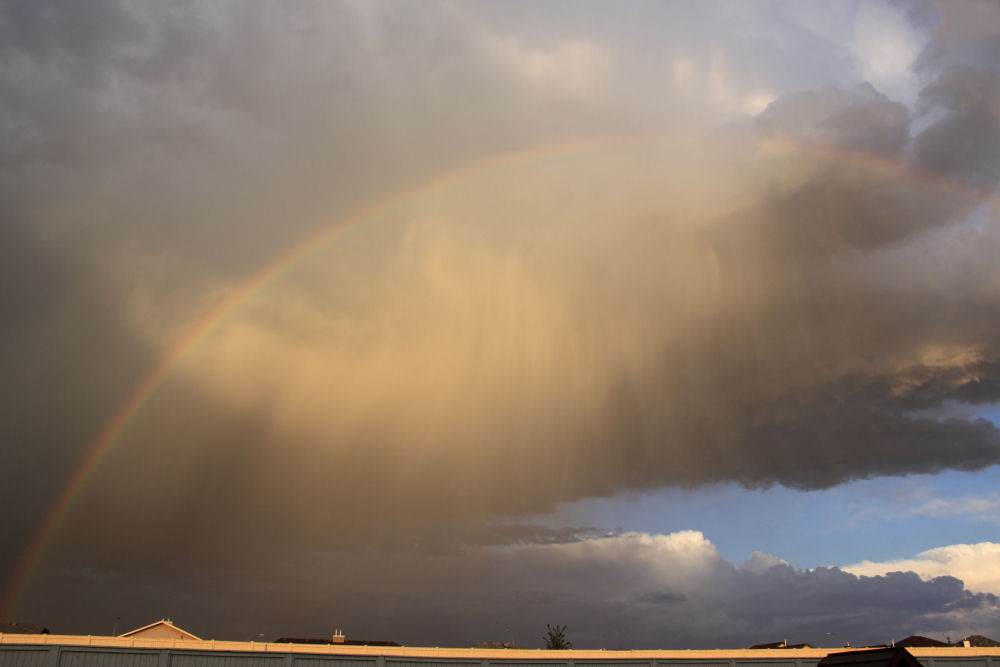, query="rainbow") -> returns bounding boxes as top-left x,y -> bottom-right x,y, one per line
2,131 -> 996,619
0,134 -> 638,619
757,133 -> 995,203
